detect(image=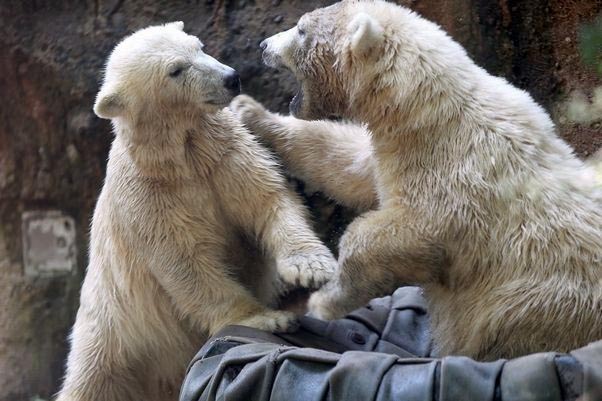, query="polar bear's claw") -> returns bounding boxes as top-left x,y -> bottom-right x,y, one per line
230,94 -> 267,125
238,310 -> 299,333
278,252 -> 337,289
